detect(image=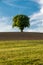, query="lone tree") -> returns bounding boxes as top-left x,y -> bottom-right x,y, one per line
12,14 -> 30,32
